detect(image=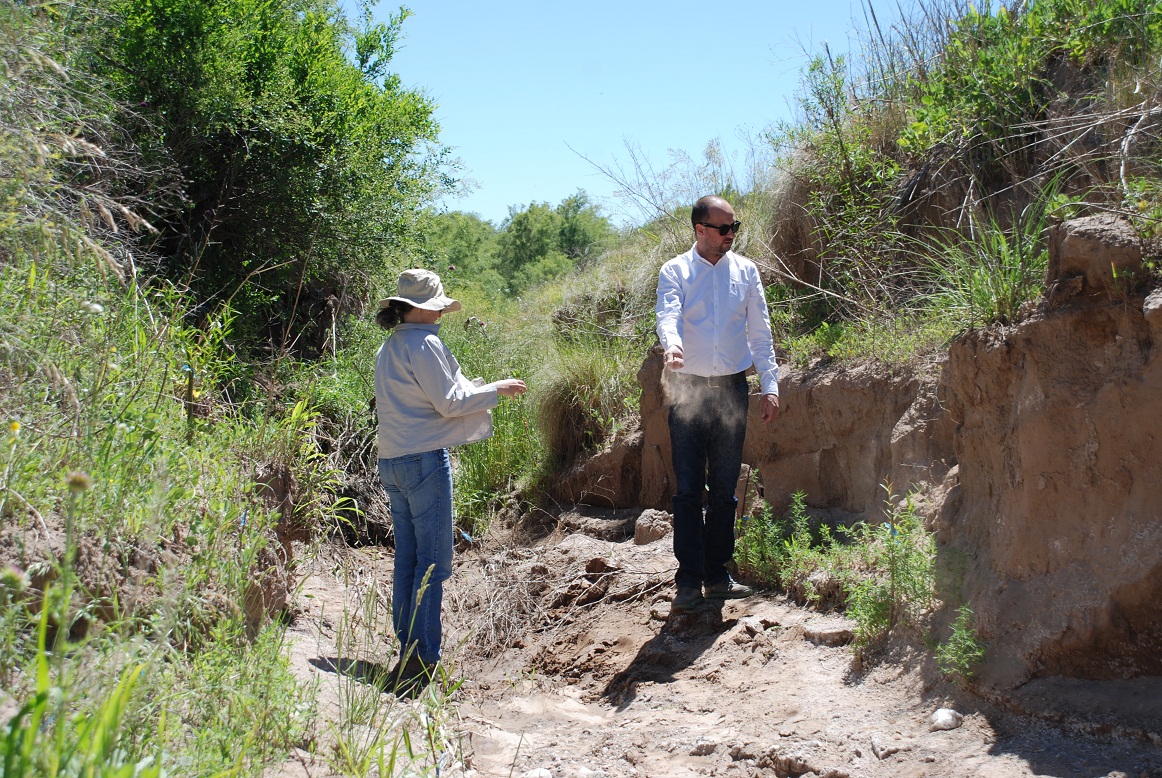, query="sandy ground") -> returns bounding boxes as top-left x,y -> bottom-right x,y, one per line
269,528 -> 1162,778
